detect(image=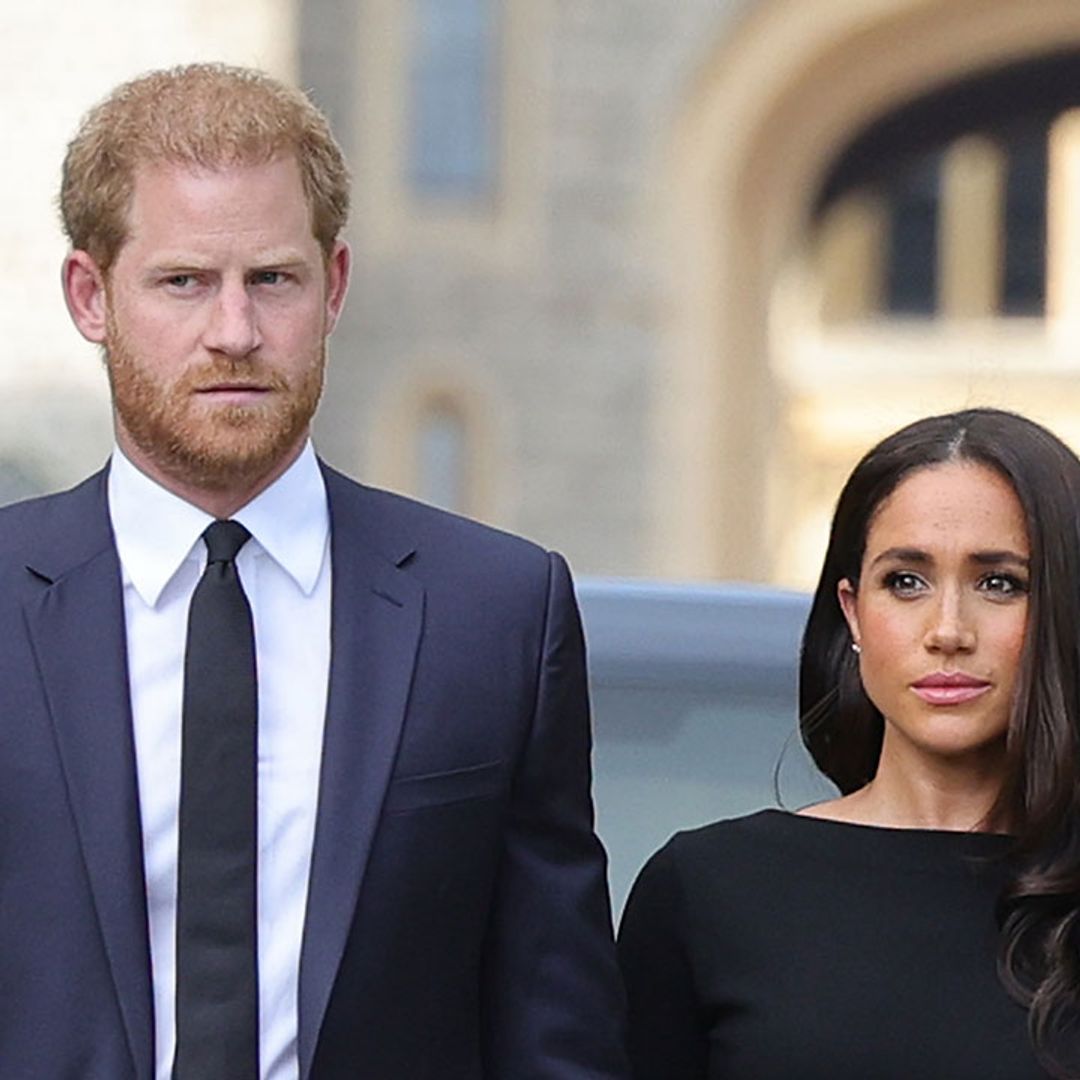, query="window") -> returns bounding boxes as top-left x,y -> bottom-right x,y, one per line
885,148 -> 942,315
815,50 -> 1080,320
1002,125 -> 1049,315
417,399 -> 469,512
408,0 -> 500,201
